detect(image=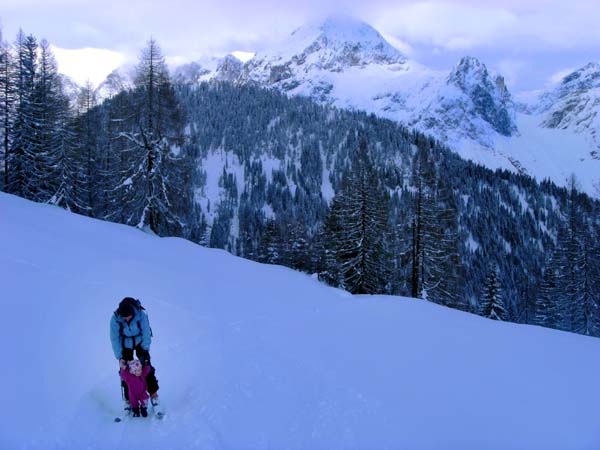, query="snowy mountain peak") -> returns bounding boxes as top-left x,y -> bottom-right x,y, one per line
537,62 -> 600,160
215,54 -> 243,81
94,65 -> 136,102
244,14 -> 406,83
285,15 -> 406,68
57,73 -> 83,110
172,54 -> 243,85
449,56 -> 496,92
449,56 -> 486,78
172,61 -> 211,85
446,56 -> 517,137
557,62 -> 600,94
